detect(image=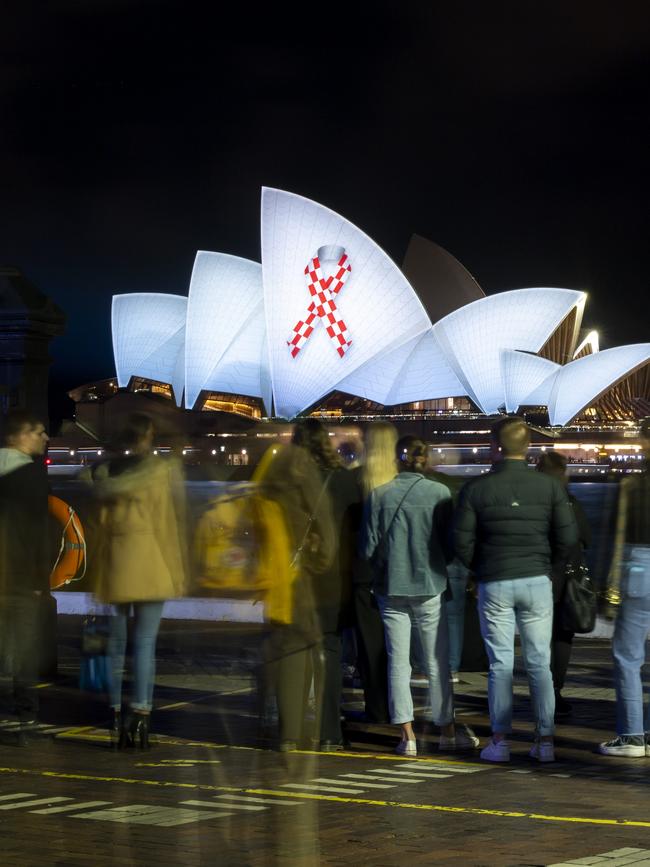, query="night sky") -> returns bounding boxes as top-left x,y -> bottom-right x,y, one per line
2,1 -> 649,411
